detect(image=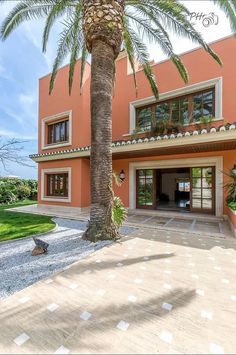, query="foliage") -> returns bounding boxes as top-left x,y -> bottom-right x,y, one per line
0,177 -> 38,204
199,116 -> 214,125
150,119 -> 183,136
0,201 -> 55,242
224,169 -> 236,203
112,172 -> 127,227
1,1 -> 235,98
112,196 -> 127,227
228,201 -> 236,211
